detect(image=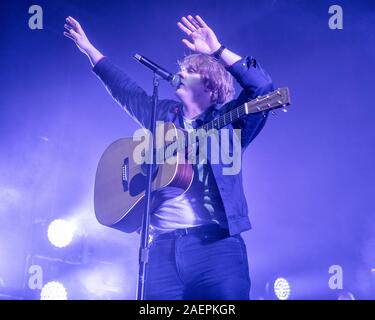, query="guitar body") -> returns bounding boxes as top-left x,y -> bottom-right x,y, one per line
94,122 -> 193,233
